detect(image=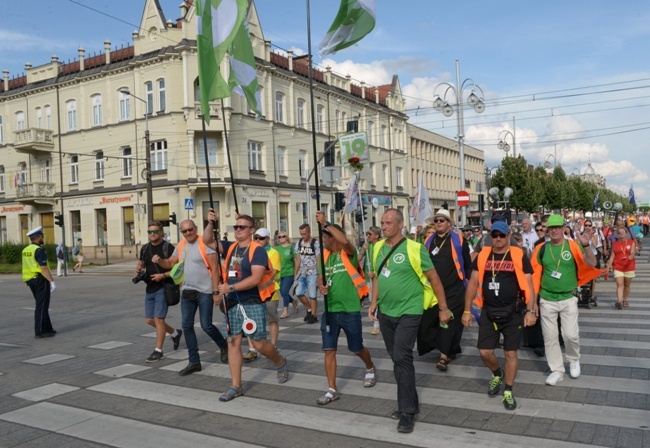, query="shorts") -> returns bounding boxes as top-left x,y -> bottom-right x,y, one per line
614,270 -> 635,278
224,302 -> 267,341
477,308 -> 523,351
145,288 -> 168,319
266,299 -> 279,323
321,312 -> 364,353
76,256 -> 84,262
295,274 -> 318,299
